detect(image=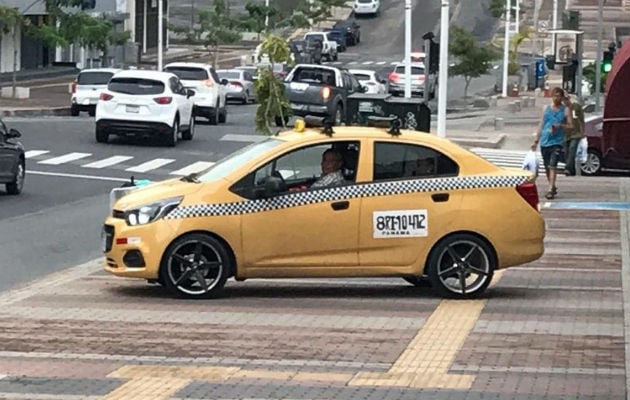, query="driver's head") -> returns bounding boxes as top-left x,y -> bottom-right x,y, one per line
321,149 -> 343,175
